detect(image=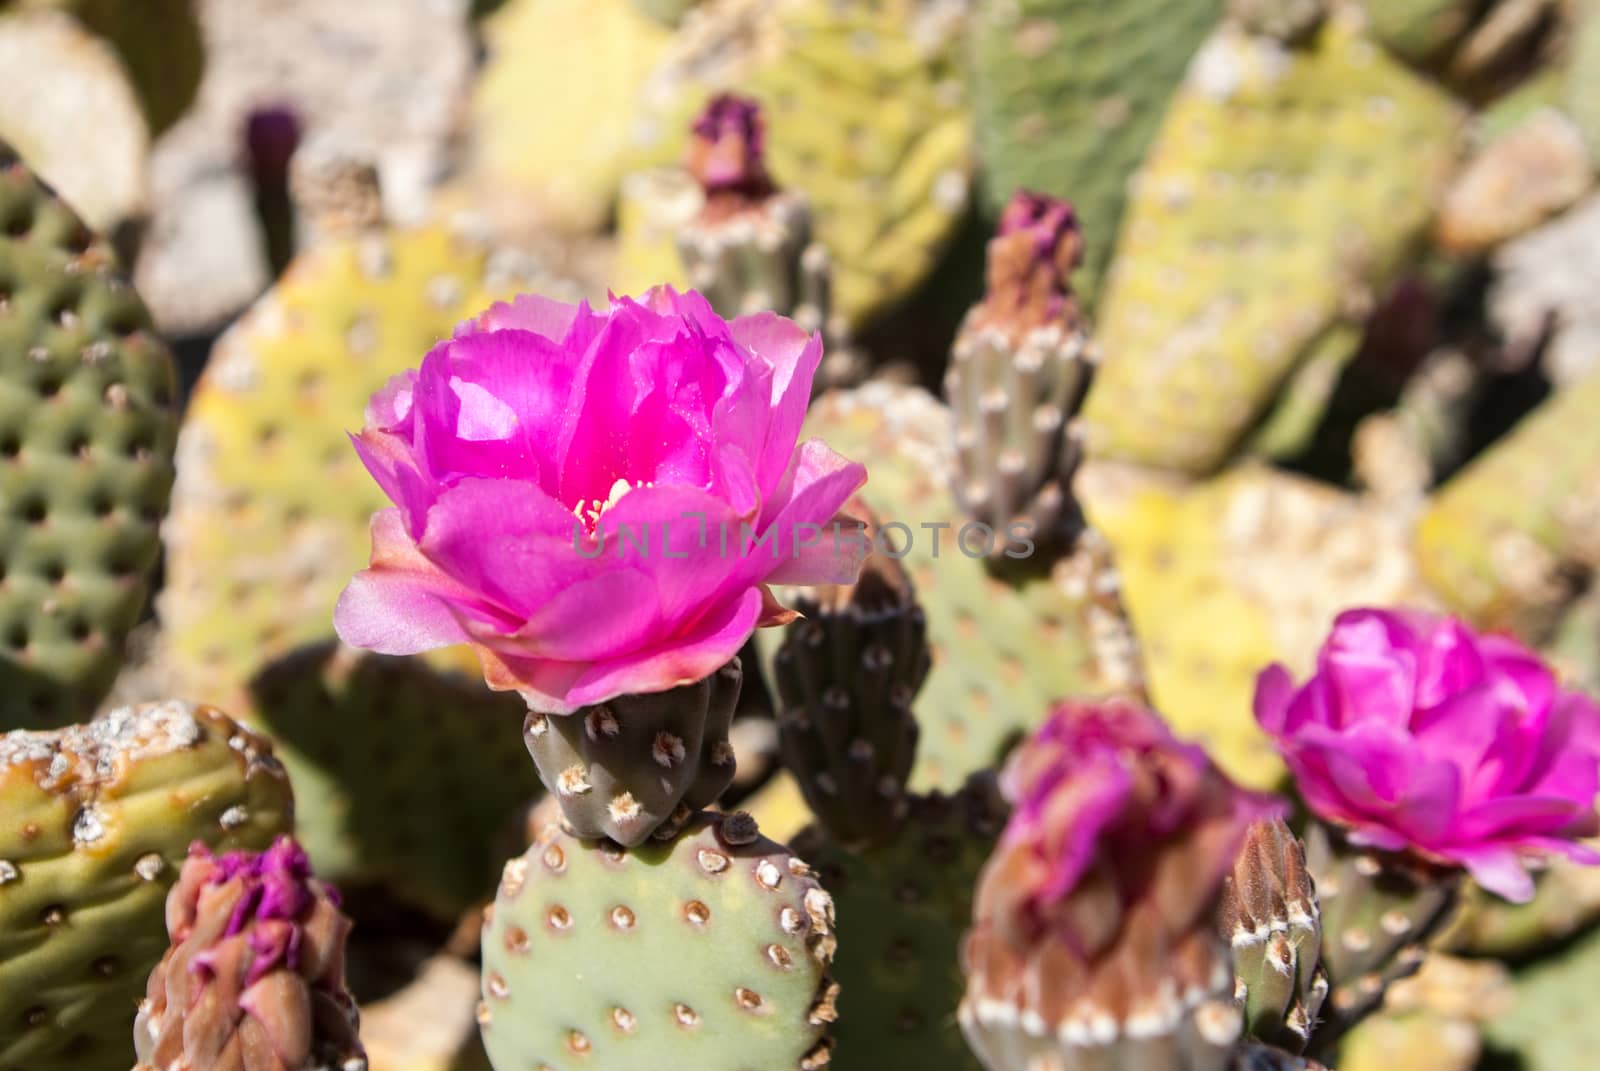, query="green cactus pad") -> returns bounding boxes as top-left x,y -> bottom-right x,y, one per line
791,777 -> 1005,1071
1356,0 -> 1480,63
1481,917 -> 1600,1070
627,0 -> 974,329
0,141 -> 177,730
479,805 -> 838,1071
968,0 -> 1225,304
766,382 -> 1144,793
1415,369 -> 1600,639
0,700 -> 293,1071
1082,9 -> 1462,474
247,641 -> 541,919
159,222 -> 563,915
